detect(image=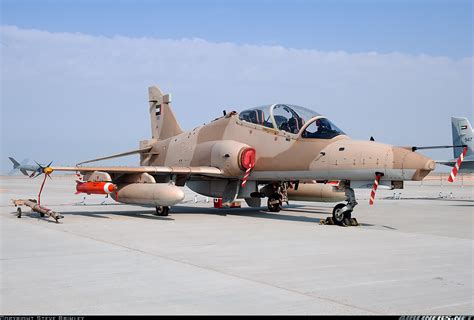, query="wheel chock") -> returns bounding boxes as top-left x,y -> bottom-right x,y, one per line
319,216 -> 359,227
320,217 -> 335,225
349,218 -> 359,226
